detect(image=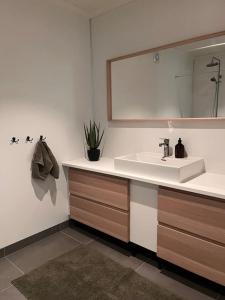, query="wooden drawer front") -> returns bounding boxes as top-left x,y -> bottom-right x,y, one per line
69,168 -> 129,211
158,187 -> 225,244
158,225 -> 225,286
70,196 -> 129,242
